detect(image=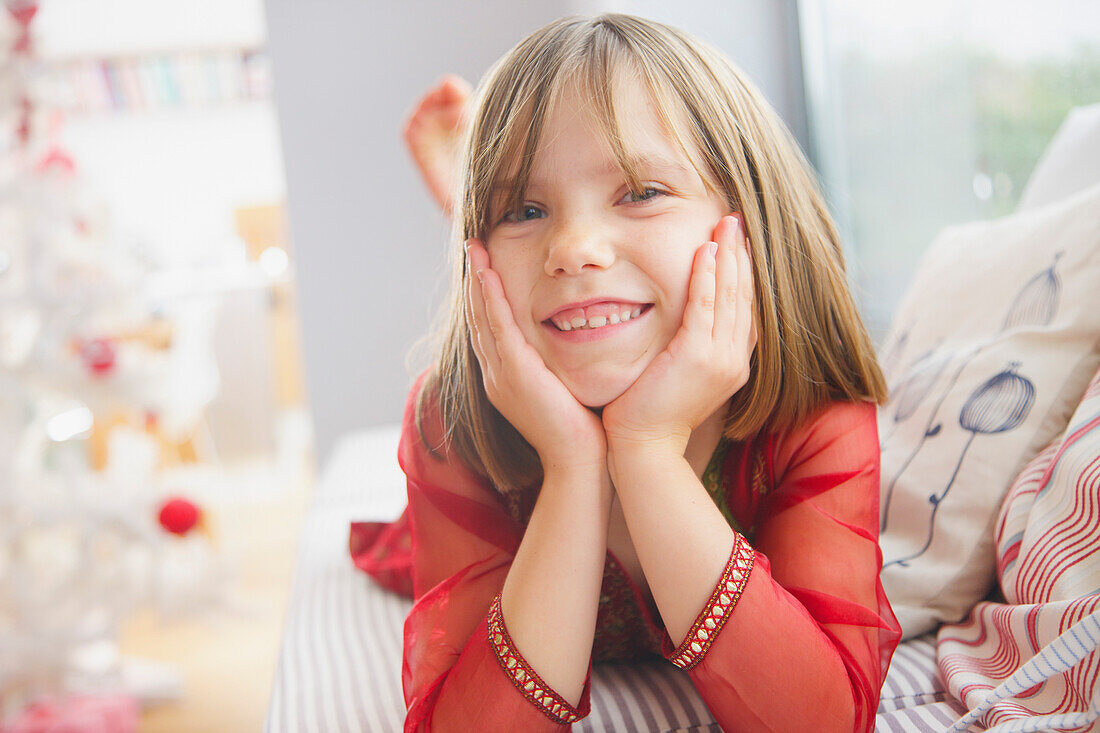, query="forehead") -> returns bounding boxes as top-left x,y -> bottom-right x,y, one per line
499,72 -> 707,193
548,77 -> 677,156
